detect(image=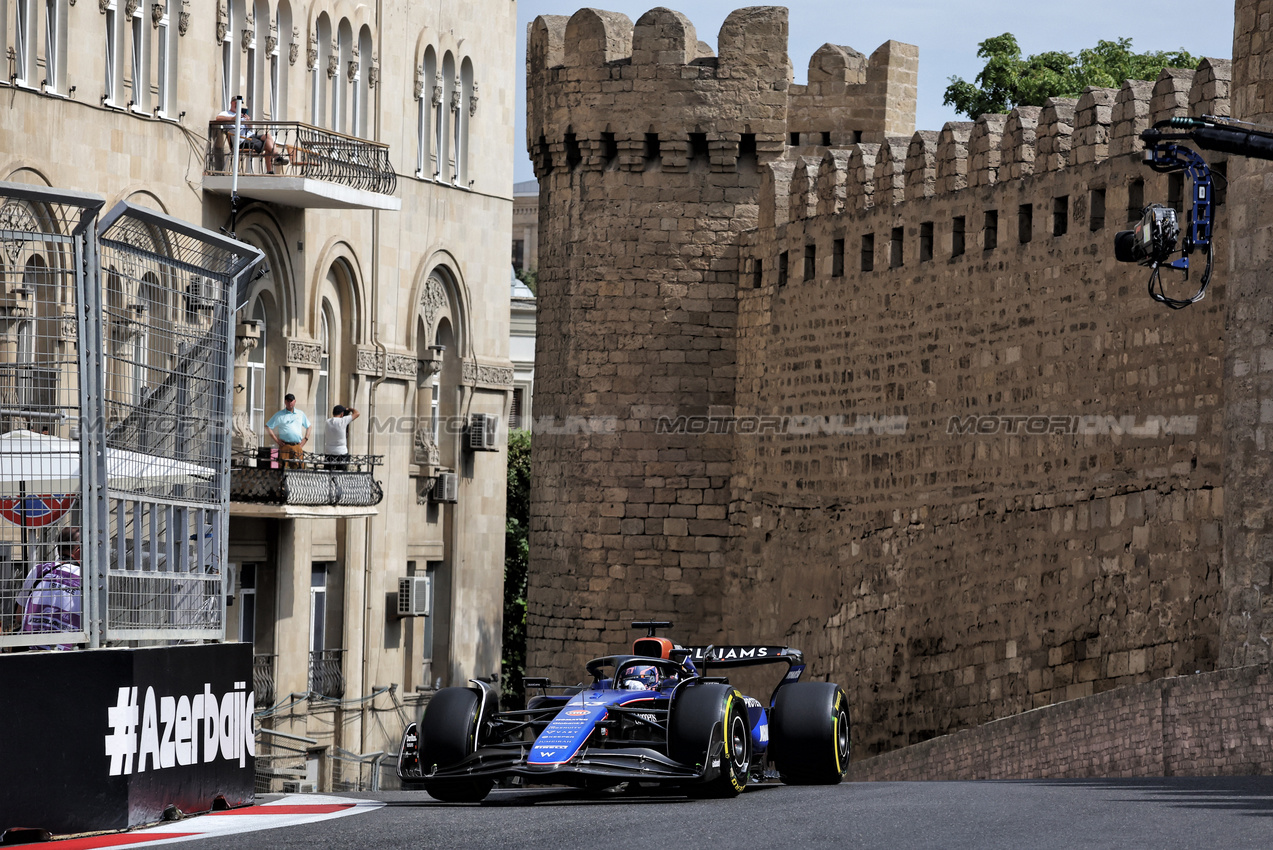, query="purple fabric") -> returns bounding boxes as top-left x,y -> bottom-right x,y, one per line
20,562 -> 81,650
